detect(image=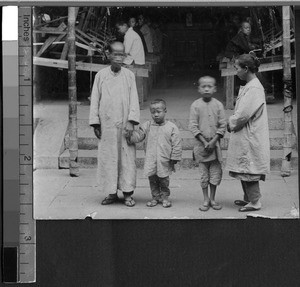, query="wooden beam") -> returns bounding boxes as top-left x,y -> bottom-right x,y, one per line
221,59 -> 296,77
75,41 -> 98,52
87,29 -> 108,40
75,28 -> 105,49
34,41 -> 65,46
33,30 -> 67,35
86,33 -> 106,45
33,56 -> 148,77
35,22 -> 67,57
